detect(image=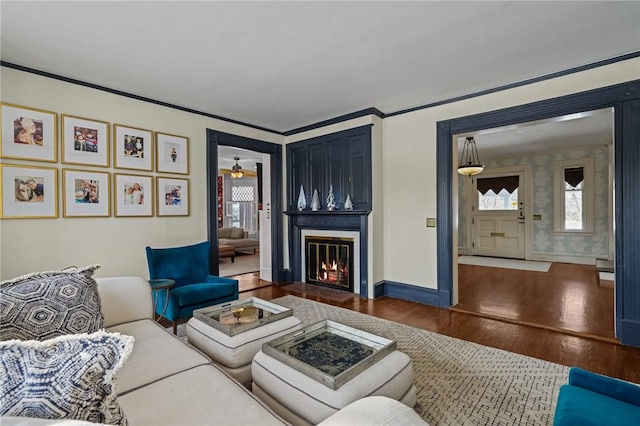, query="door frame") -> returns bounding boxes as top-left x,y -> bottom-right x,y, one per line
206,129 -> 285,281
436,79 -> 640,346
